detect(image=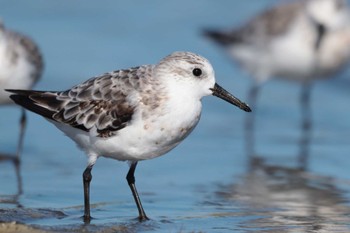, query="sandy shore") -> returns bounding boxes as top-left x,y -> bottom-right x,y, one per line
0,222 -> 48,233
